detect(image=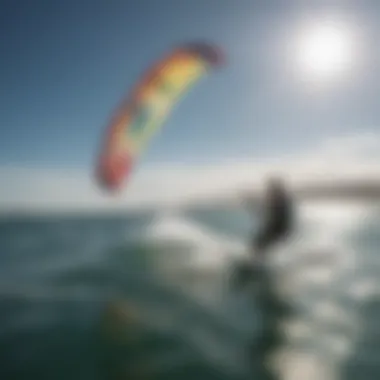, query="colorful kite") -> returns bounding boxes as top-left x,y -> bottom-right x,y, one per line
96,42 -> 223,193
